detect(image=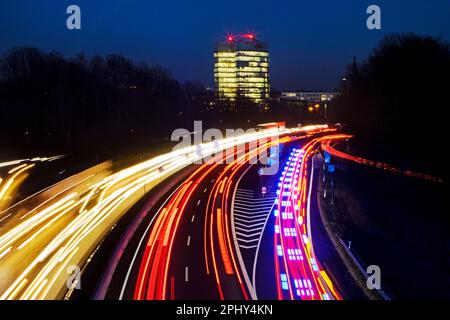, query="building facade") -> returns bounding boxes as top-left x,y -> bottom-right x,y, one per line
214,34 -> 270,104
